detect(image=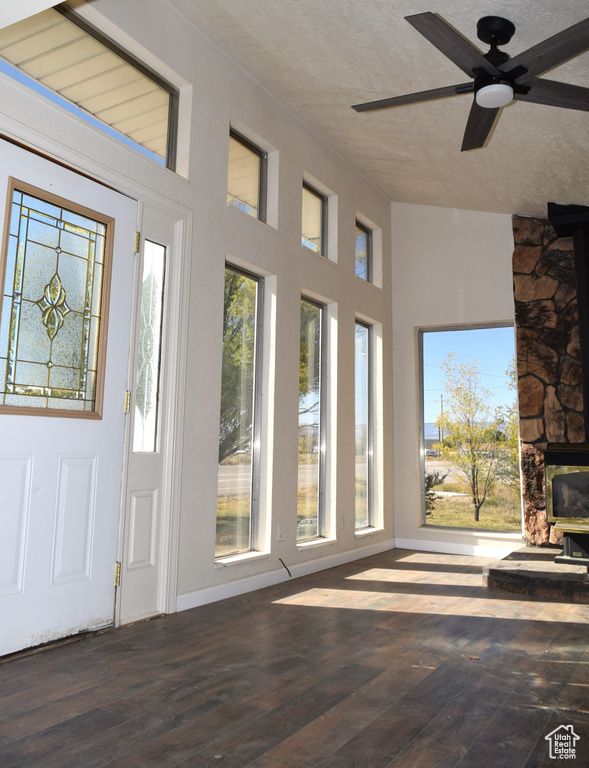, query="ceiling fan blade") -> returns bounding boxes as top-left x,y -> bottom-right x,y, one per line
405,12 -> 500,77
352,82 -> 472,113
514,78 -> 589,111
461,101 -> 501,151
500,17 -> 589,81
